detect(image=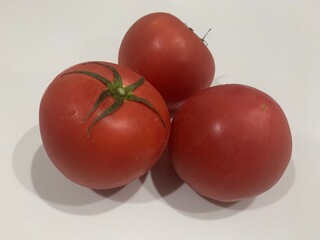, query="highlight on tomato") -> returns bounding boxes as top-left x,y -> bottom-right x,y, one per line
39,61 -> 171,189
169,84 -> 292,202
